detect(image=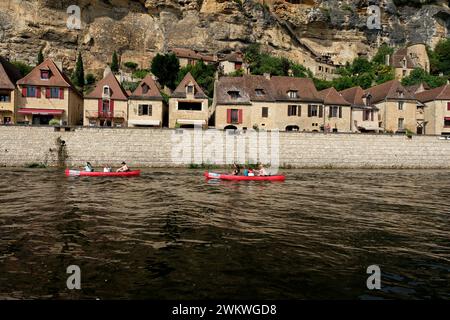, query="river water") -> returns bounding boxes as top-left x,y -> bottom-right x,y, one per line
0,168 -> 449,300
